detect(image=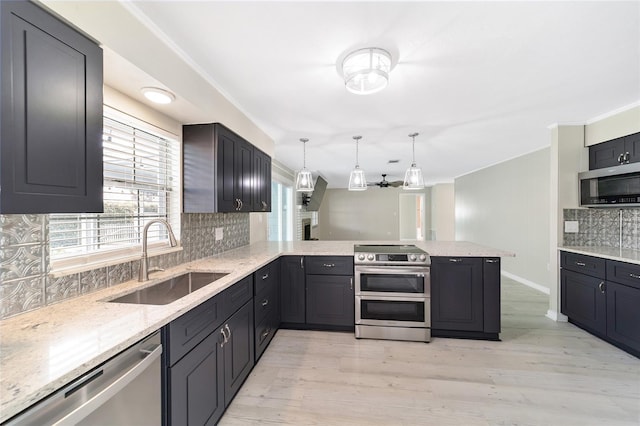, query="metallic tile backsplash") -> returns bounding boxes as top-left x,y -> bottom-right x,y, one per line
563,208 -> 640,250
0,213 -> 249,319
